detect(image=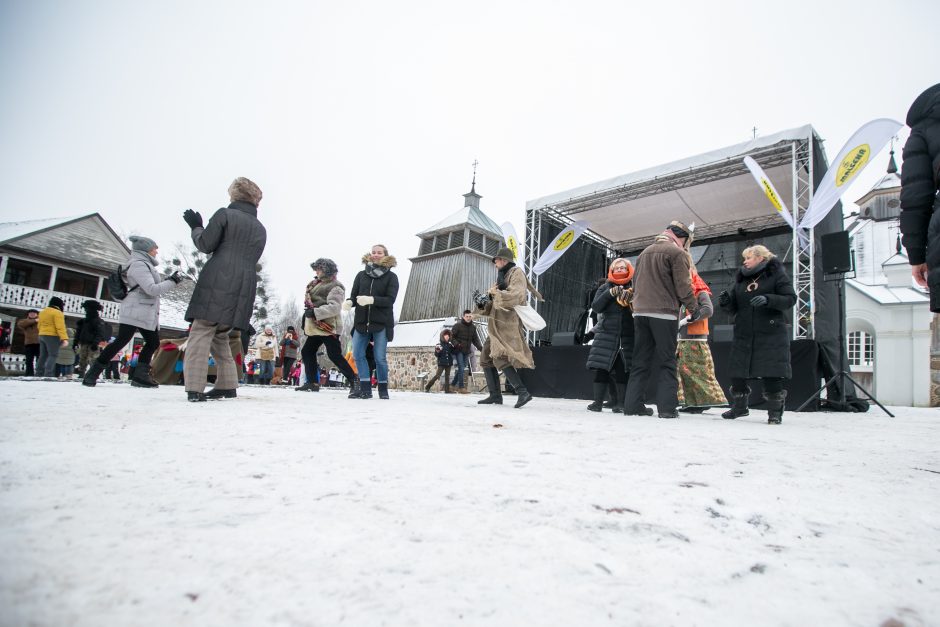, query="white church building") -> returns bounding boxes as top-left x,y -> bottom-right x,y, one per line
844,156 -> 931,406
